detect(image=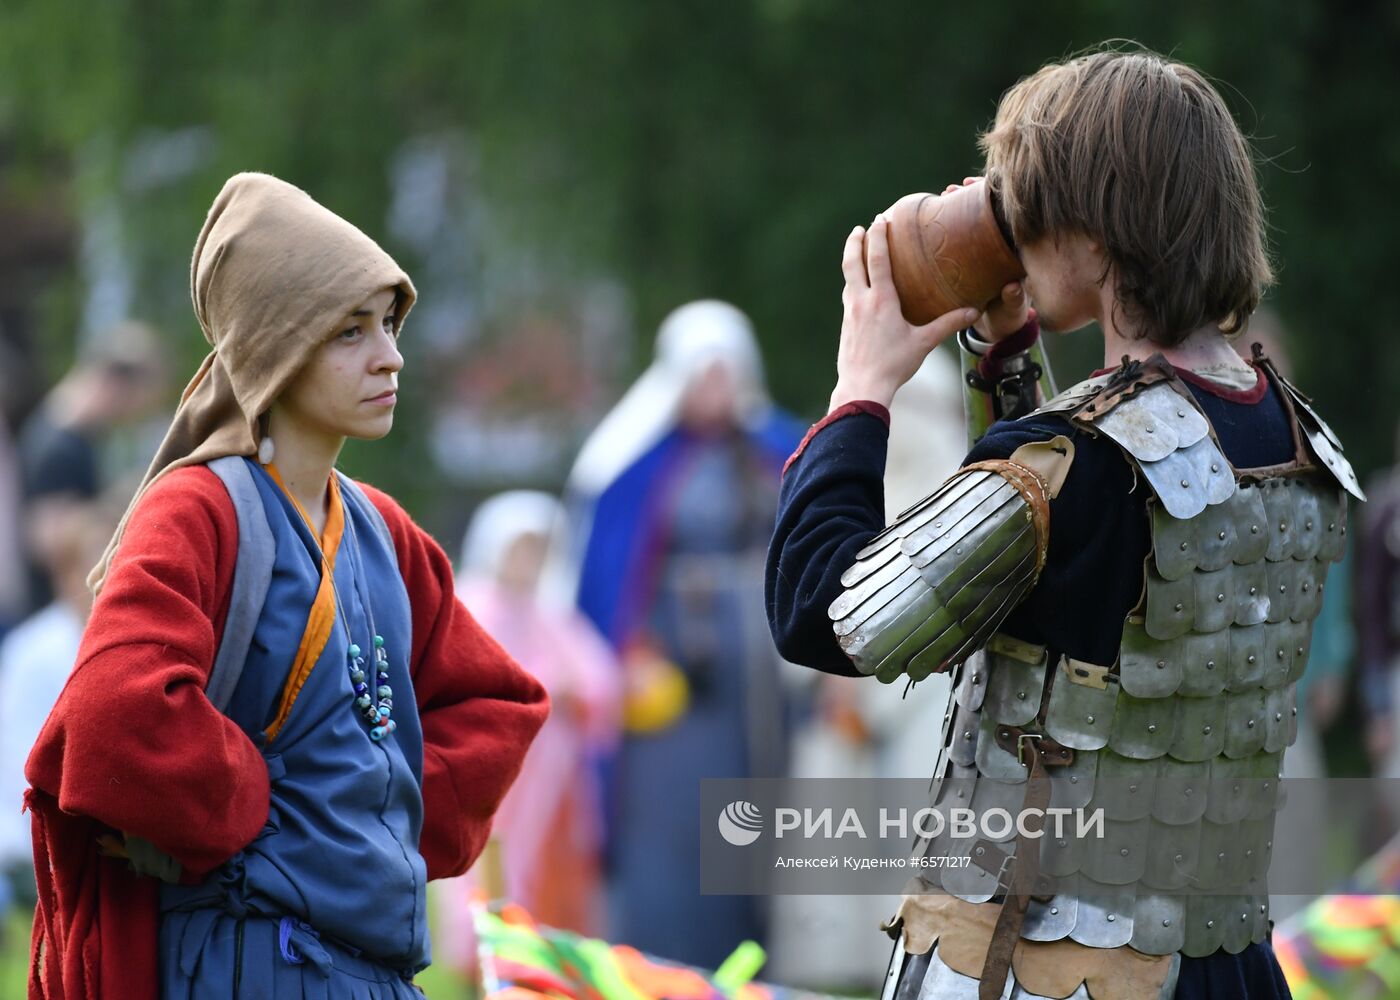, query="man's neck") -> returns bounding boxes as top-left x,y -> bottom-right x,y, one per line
1099,298 -> 1250,375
